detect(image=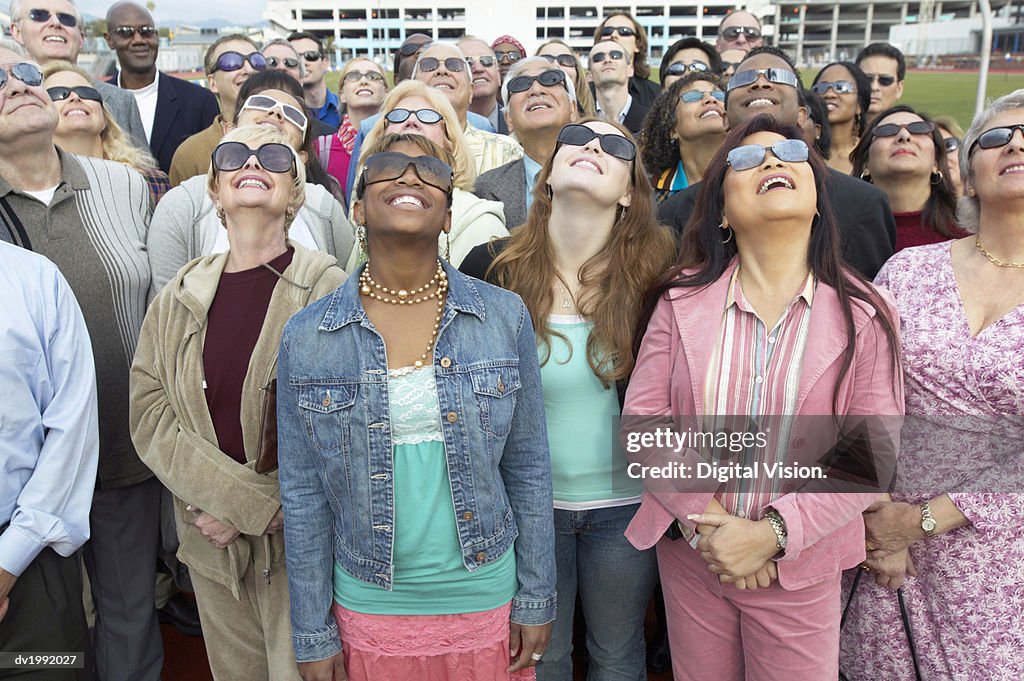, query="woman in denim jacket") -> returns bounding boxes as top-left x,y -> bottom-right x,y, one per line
277,134 -> 556,681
